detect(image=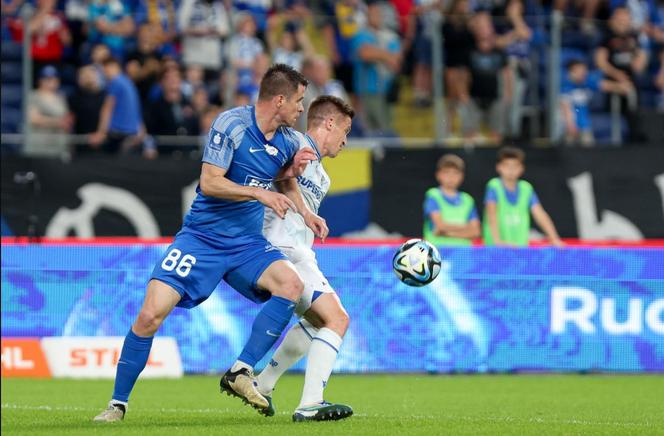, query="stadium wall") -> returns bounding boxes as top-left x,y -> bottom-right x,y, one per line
2,148 -> 663,239
2,241 -> 662,375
